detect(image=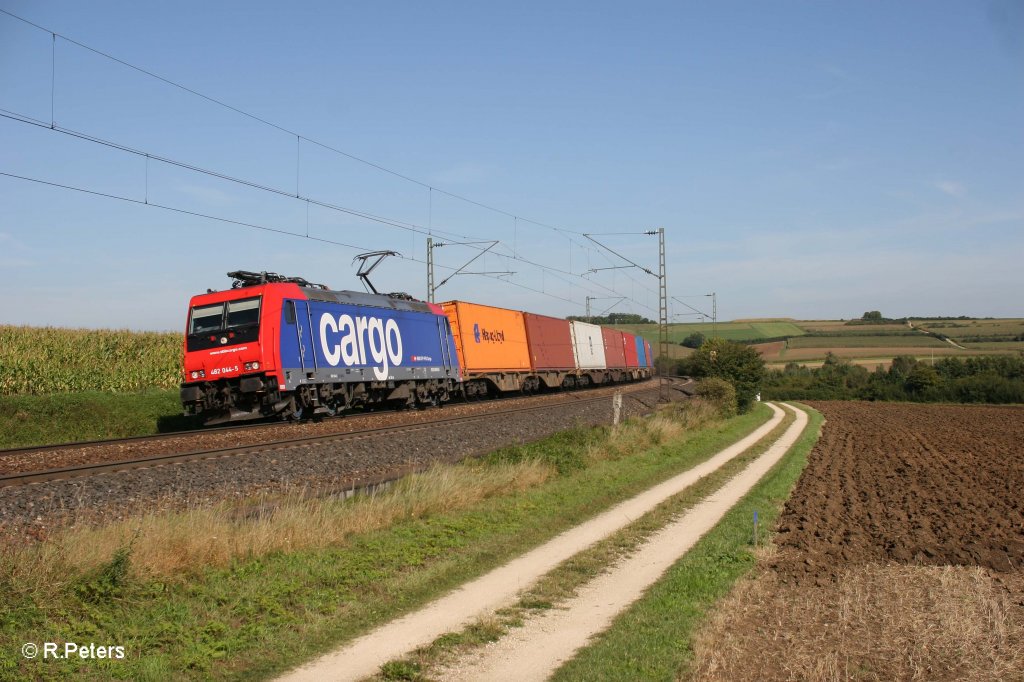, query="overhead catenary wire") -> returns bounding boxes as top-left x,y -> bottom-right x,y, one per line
0,170 -> 371,251
2,71 -> 658,304
0,7 -> 660,312
0,169 -> 596,309
0,110 -> 469,242
0,7 -> 587,239
0,6 -> 662,301
3,5 -> 652,296
0,108 -> 655,310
